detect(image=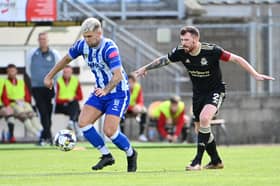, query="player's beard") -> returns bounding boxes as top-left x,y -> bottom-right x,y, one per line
88,42 -> 99,48
87,39 -> 100,48
184,45 -> 194,53
184,41 -> 196,53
